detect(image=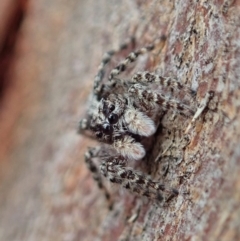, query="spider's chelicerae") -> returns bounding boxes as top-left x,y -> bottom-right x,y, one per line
79,36 -> 209,202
